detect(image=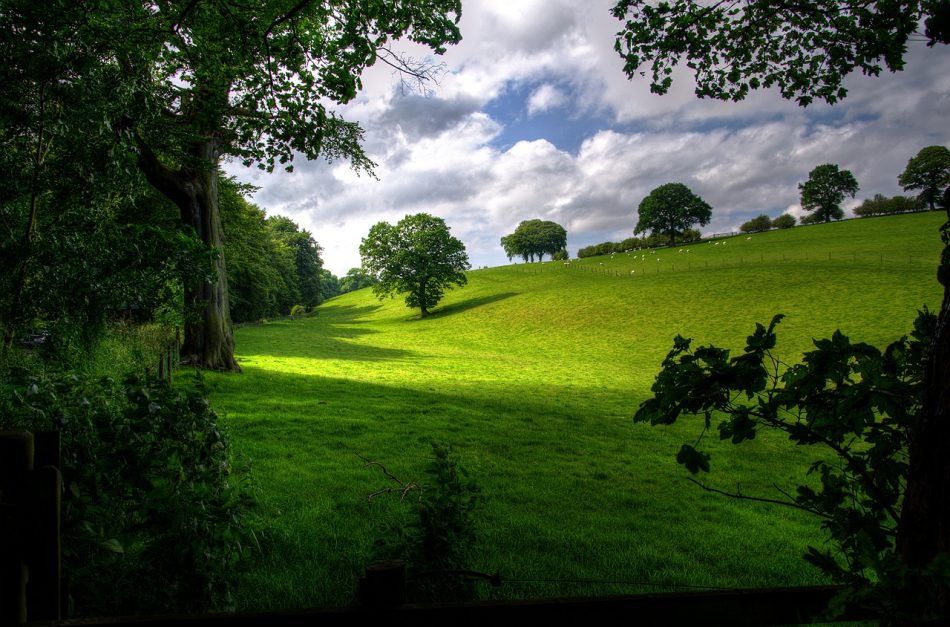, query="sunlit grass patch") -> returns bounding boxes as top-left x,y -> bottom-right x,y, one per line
204,212 -> 944,610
